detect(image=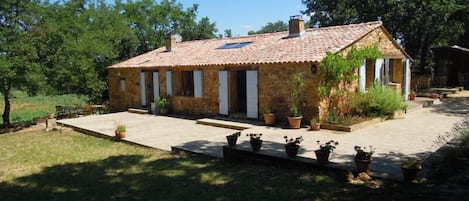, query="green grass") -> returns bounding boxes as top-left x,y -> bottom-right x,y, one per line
0,91 -> 88,123
0,130 -> 435,201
